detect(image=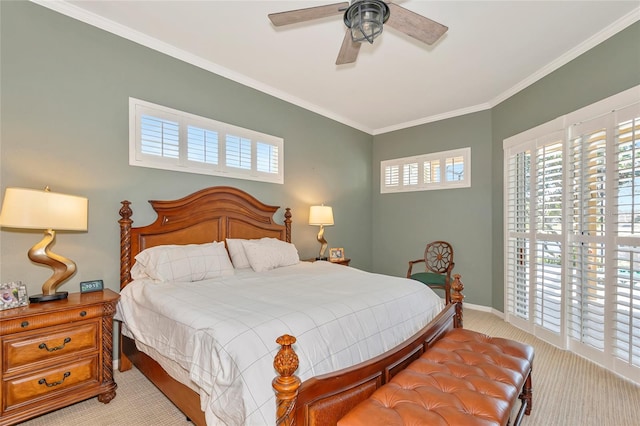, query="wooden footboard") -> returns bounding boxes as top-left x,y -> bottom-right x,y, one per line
274,275 -> 464,426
